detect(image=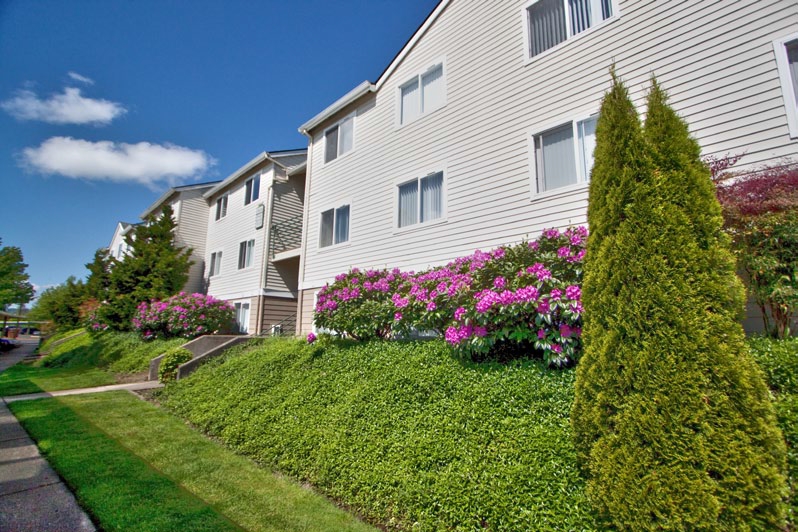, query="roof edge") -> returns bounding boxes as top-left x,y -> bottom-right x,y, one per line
298,80 -> 376,135
139,181 -> 220,219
